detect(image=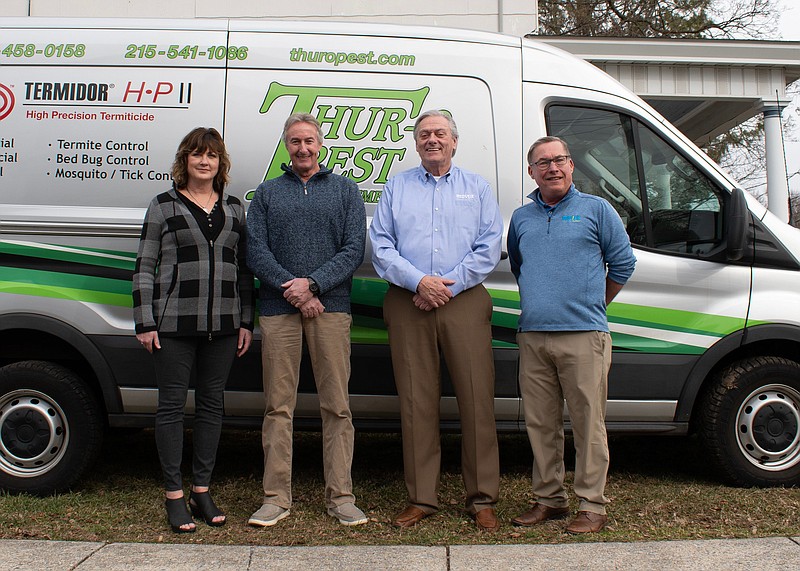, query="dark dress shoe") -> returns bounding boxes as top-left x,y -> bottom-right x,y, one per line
392,505 -> 430,528
511,503 -> 570,526
565,511 -> 608,533
474,508 -> 500,531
